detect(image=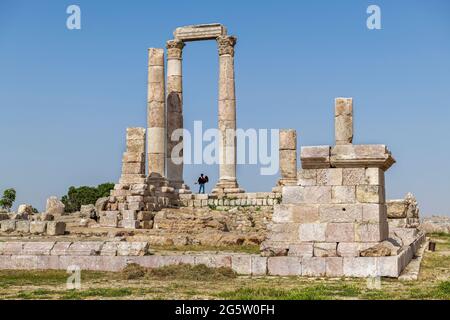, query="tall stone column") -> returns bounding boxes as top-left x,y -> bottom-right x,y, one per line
166,39 -> 190,193
335,97 -> 353,145
213,35 -> 244,194
147,48 -> 166,180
